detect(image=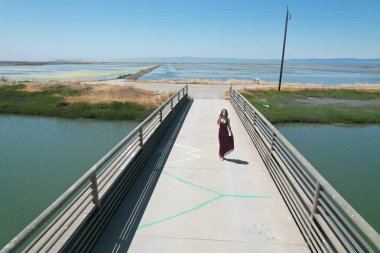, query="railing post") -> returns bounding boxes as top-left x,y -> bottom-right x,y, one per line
311,182 -> 322,215
243,101 -> 246,112
139,128 -> 143,147
253,111 -> 257,125
90,174 -> 101,208
171,98 -> 173,109
270,131 -> 276,153
178,92 -> 180,102
159,109 -> 163,123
